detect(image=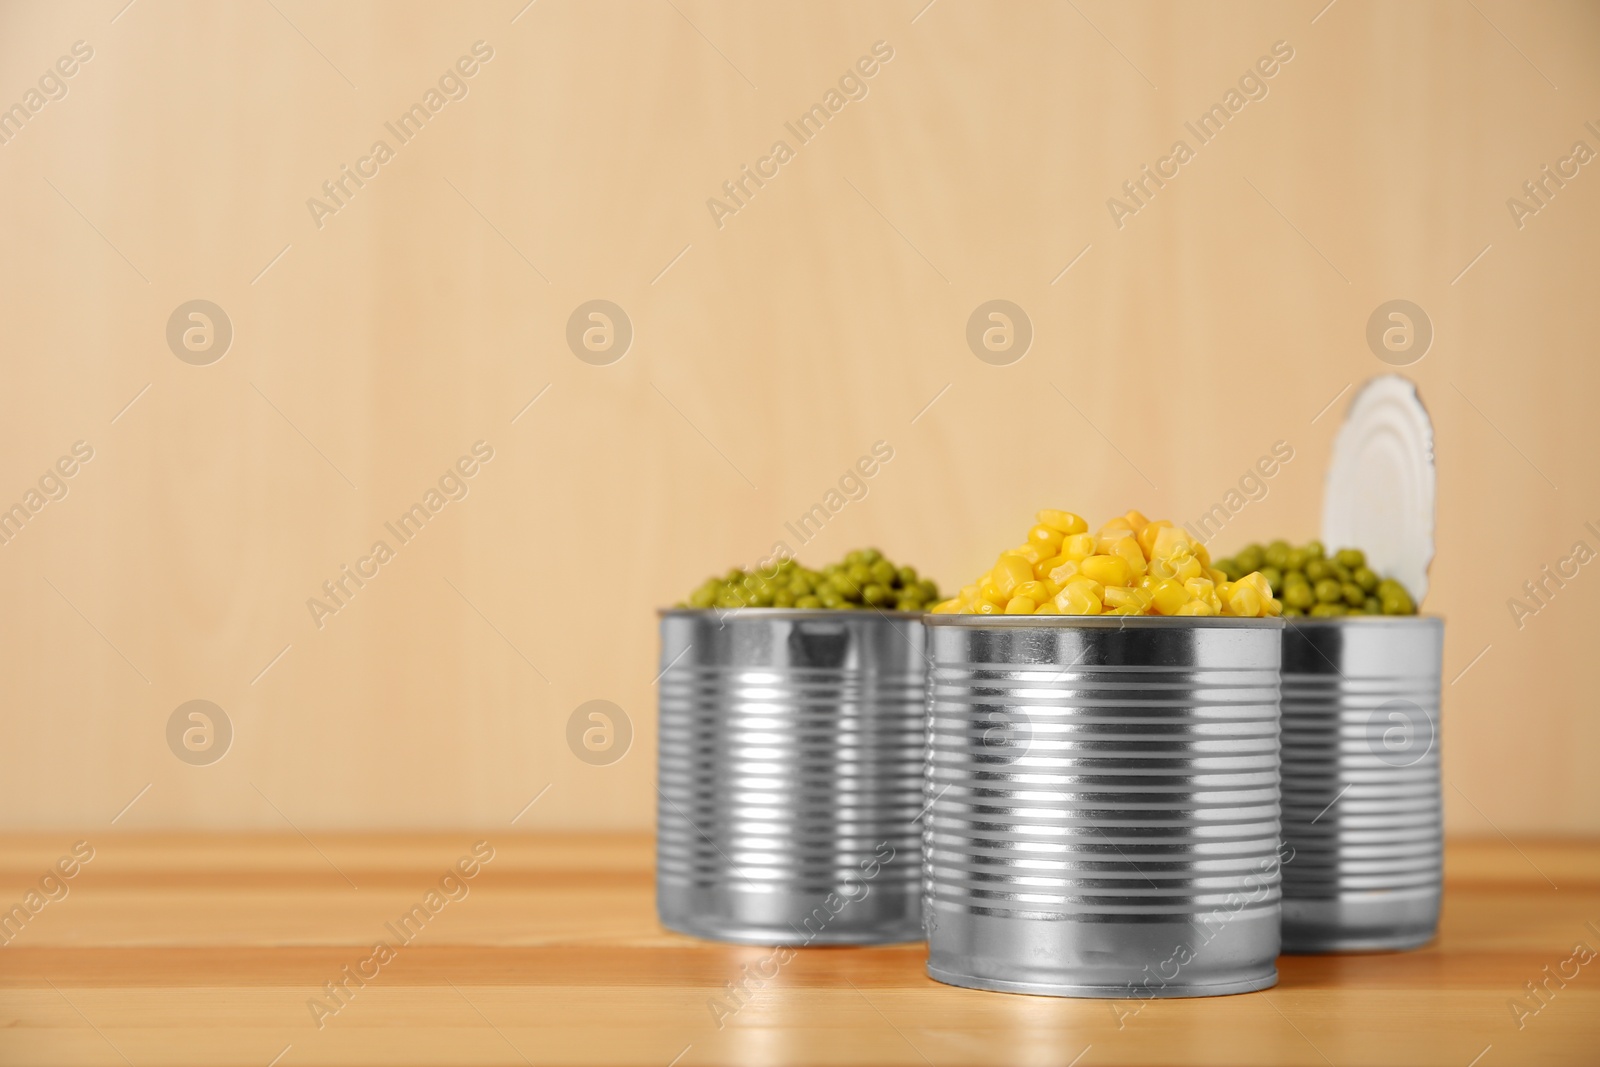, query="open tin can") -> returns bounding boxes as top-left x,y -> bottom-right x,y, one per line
1279,615 -> 1444,952
656,609 -> 926,944
923,614 -> 1285,998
